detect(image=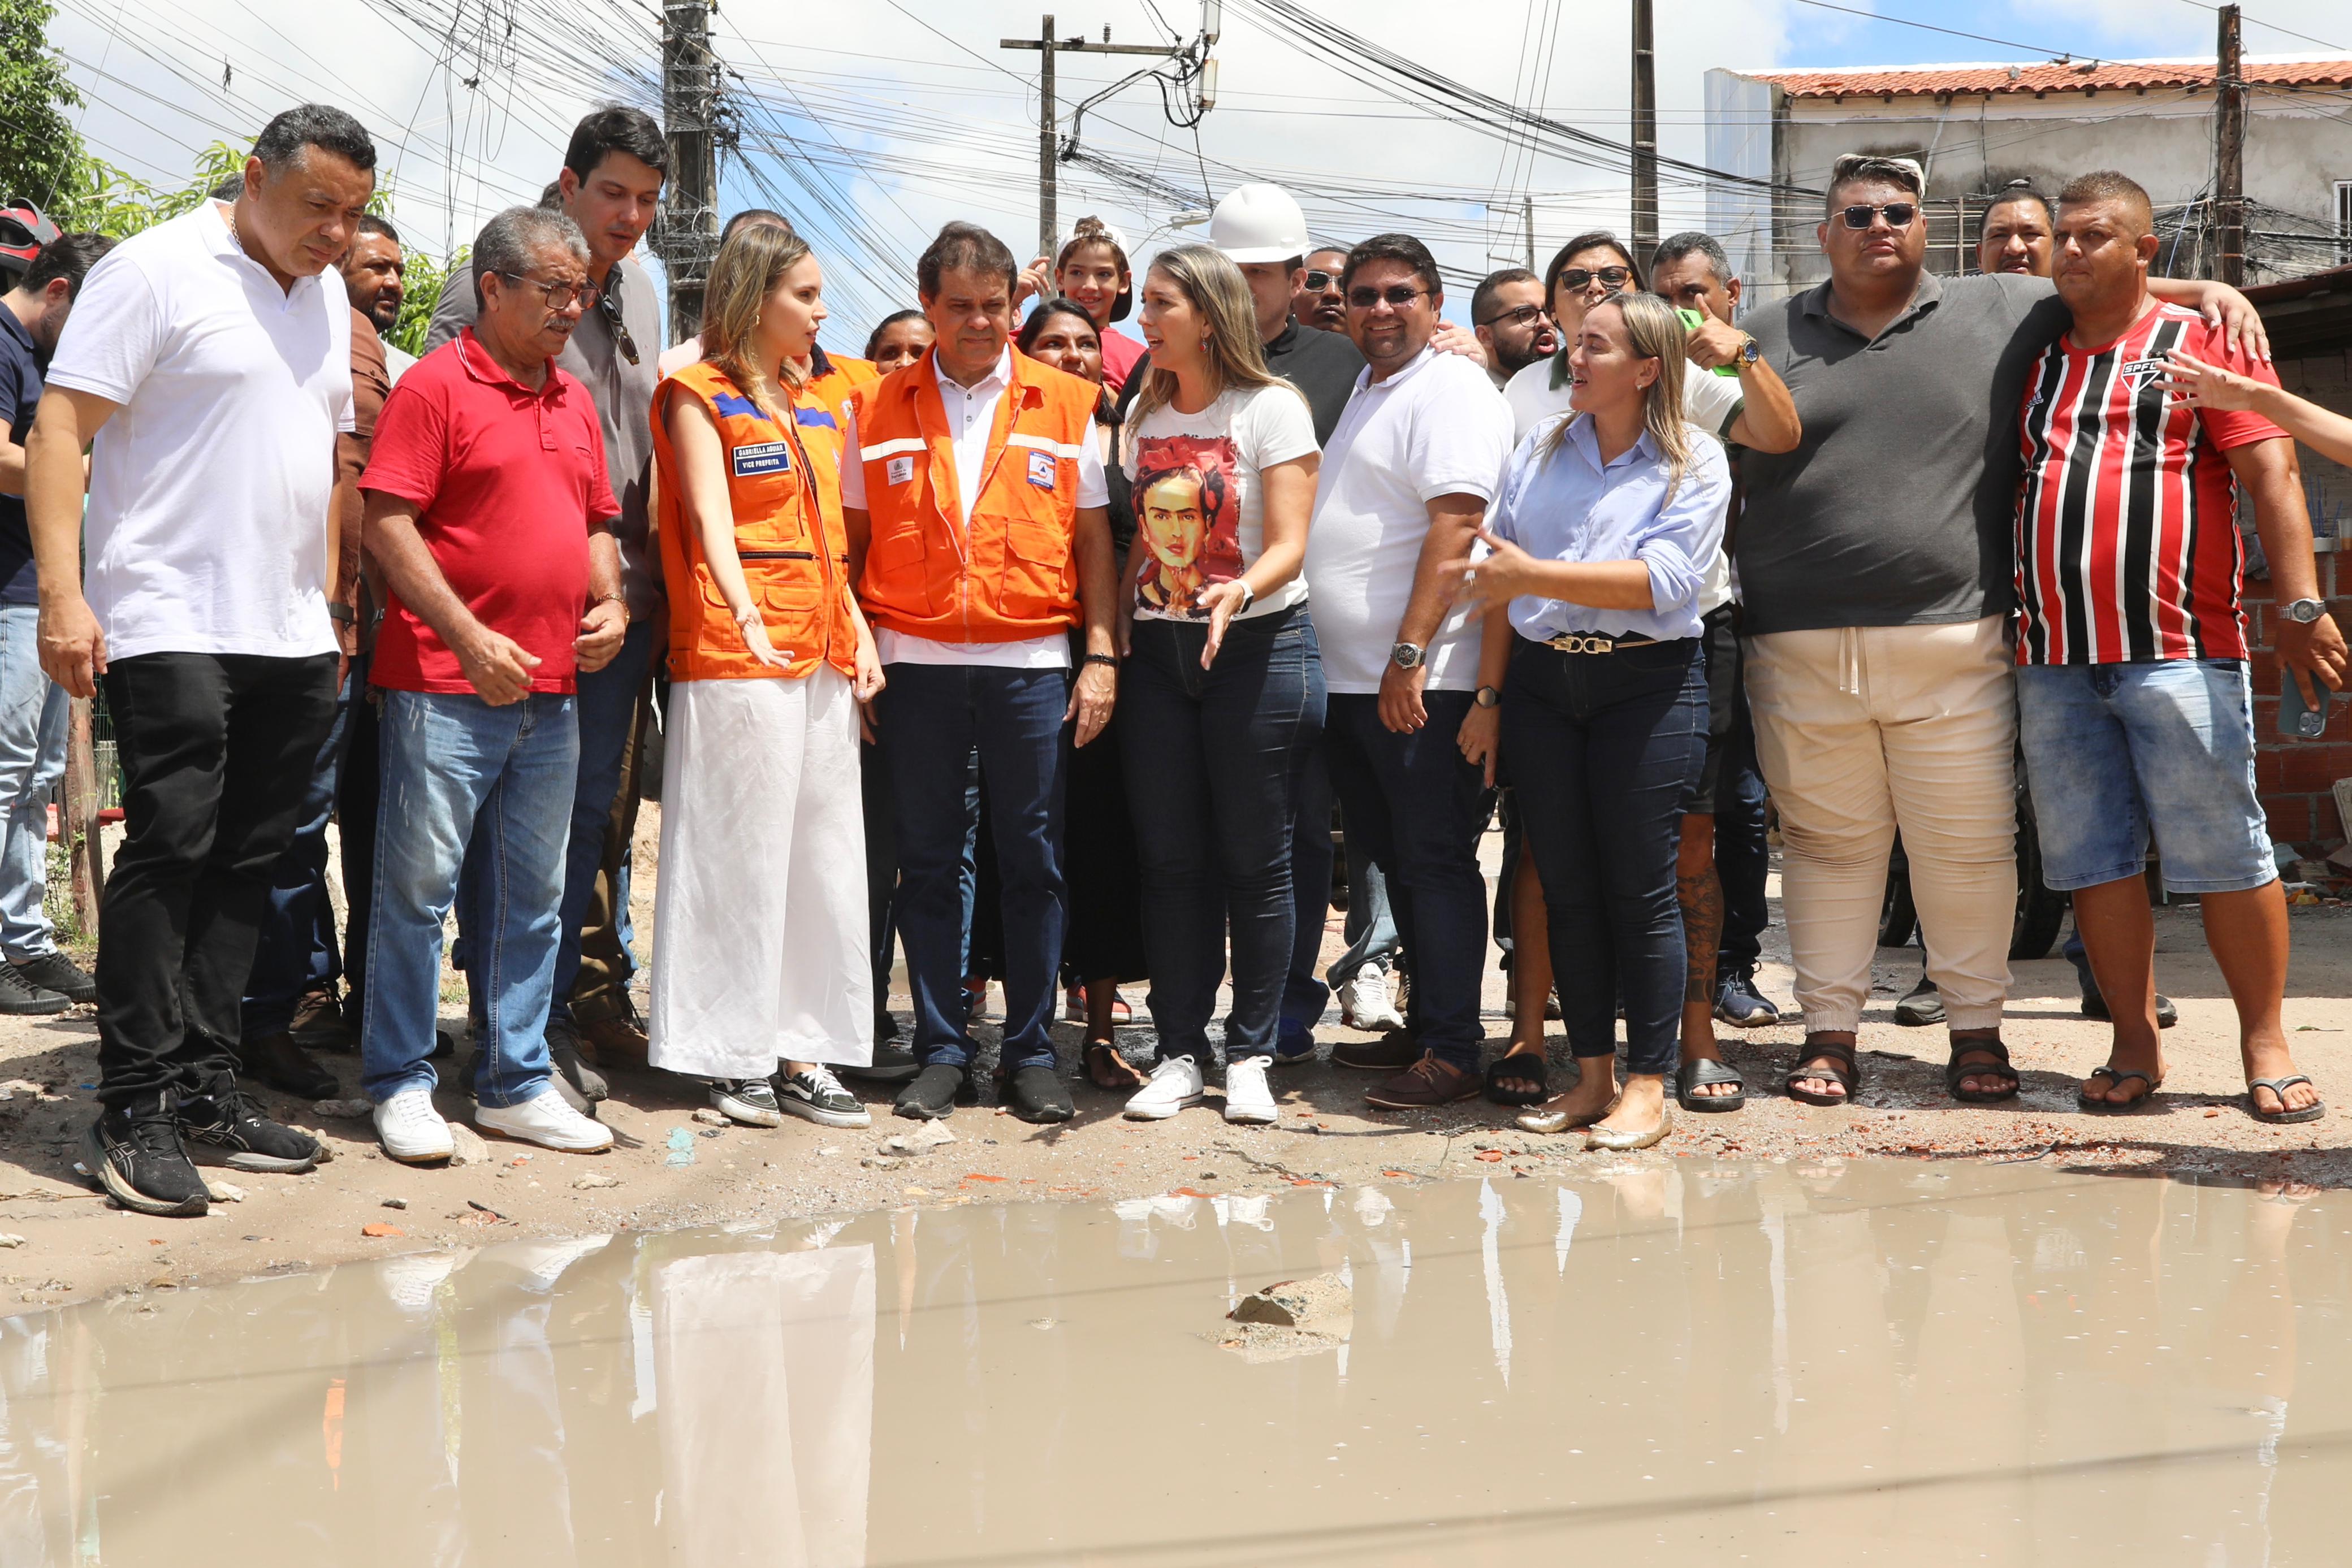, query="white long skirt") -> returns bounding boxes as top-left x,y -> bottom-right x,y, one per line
648,668 -> 873,1076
